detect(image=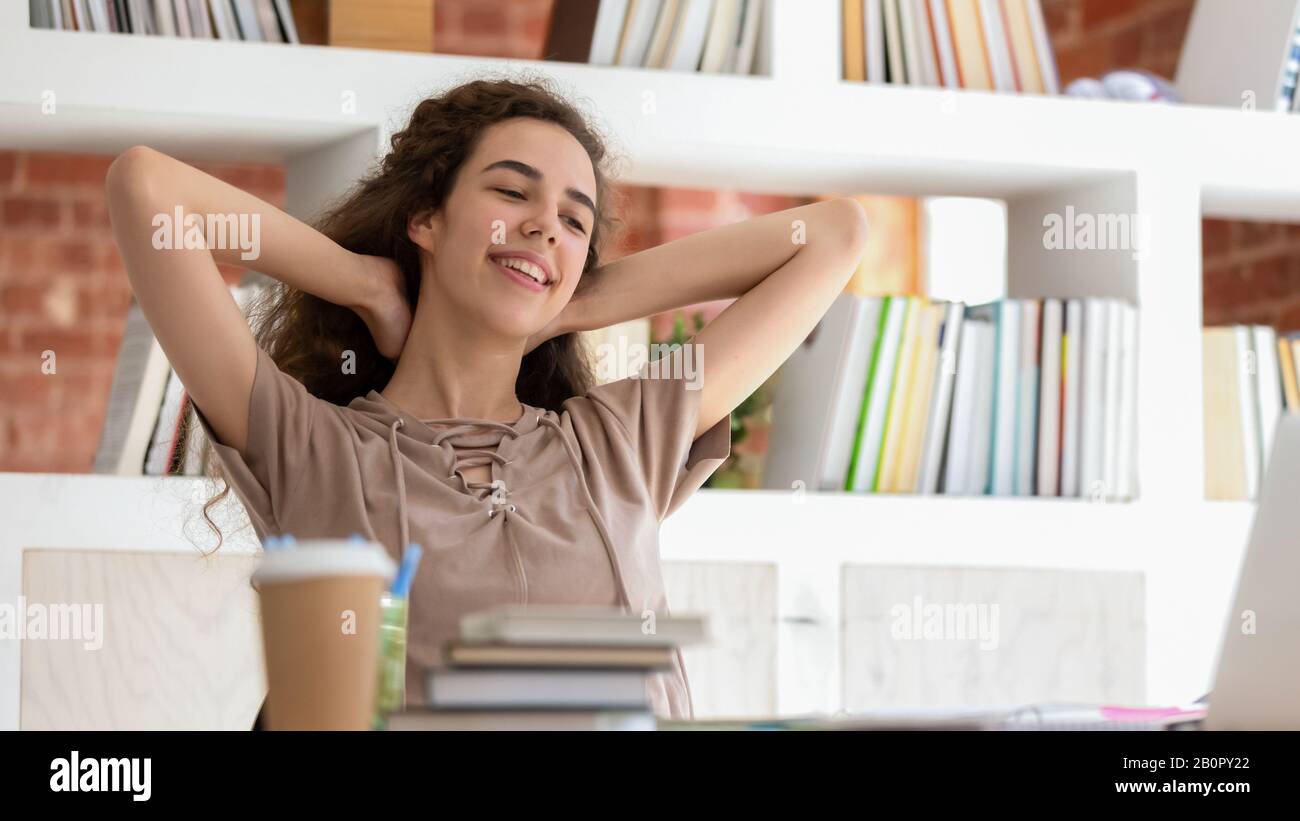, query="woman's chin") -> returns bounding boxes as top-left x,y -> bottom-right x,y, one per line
480,315 -> 550,346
